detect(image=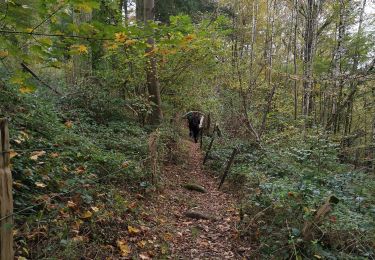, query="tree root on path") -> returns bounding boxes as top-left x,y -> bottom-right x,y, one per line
182,183 -> 207,193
